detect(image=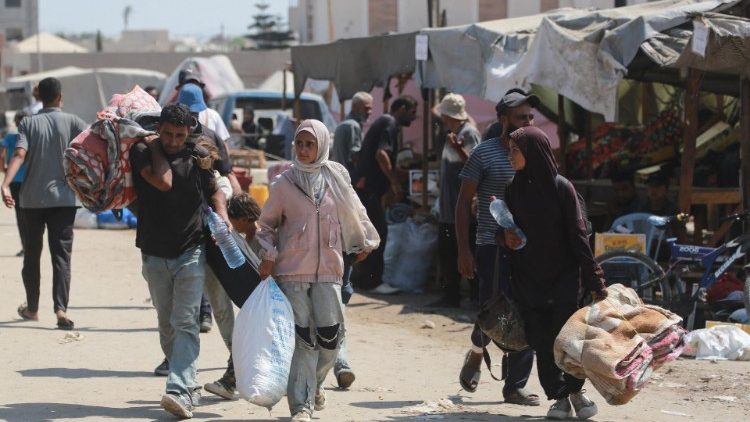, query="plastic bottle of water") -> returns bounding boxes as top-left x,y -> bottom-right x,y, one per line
489,196 -> 527,250
206,207 -> 246,269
